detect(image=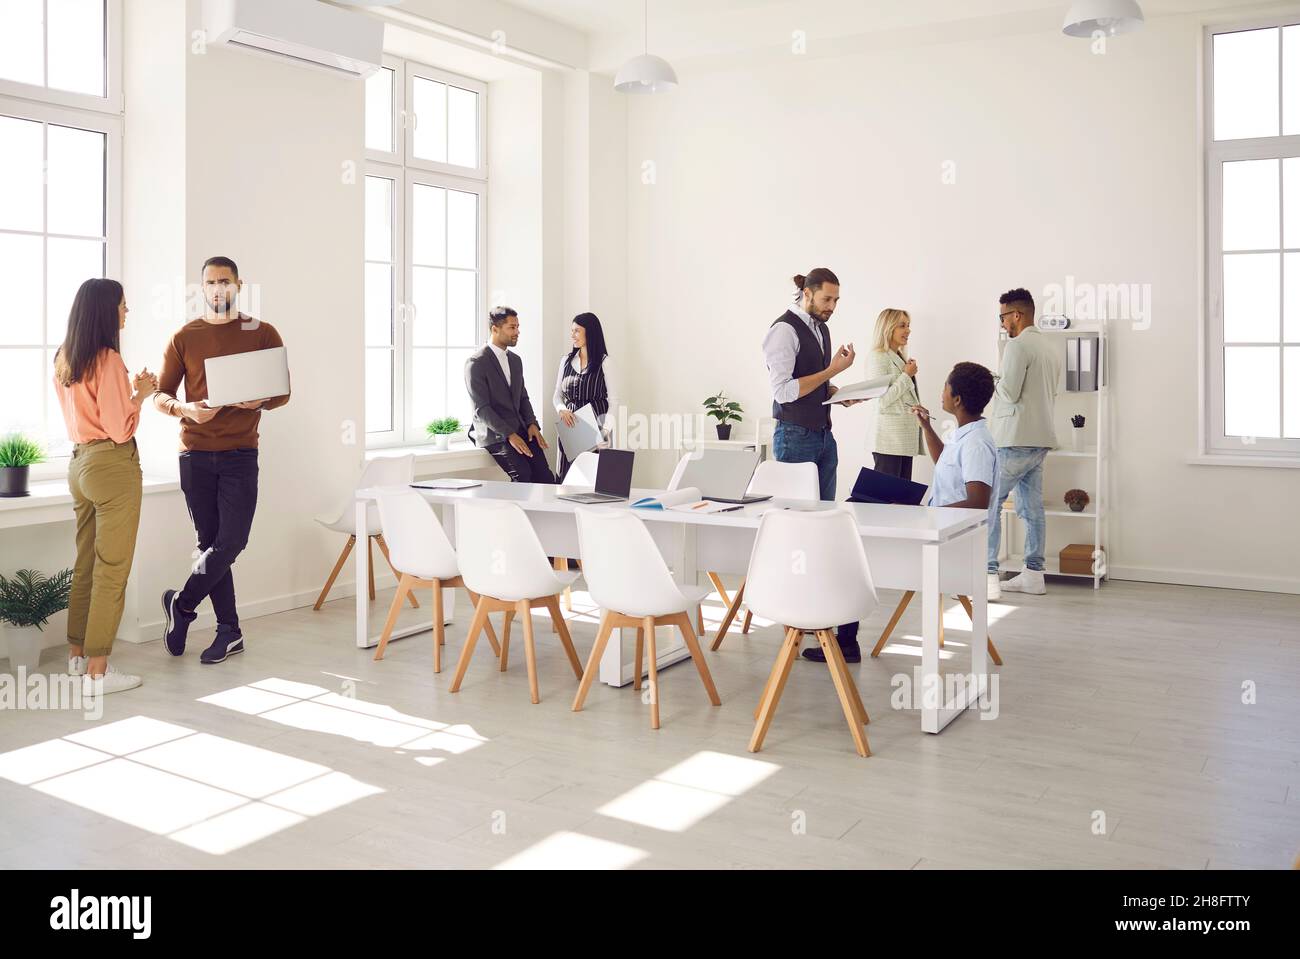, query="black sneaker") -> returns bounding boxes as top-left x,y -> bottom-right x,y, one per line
802,642 -> 862,664
201,629 -> 244,665
162,589 -> 195,657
